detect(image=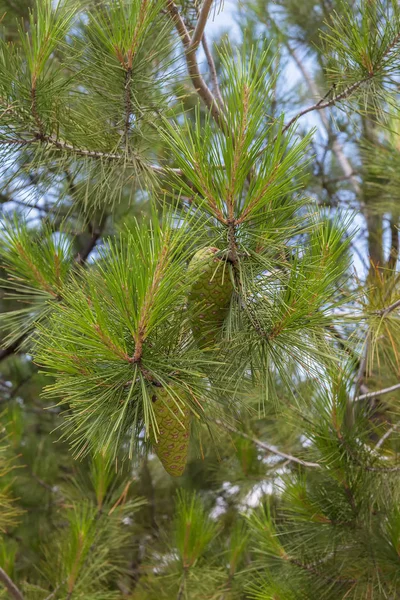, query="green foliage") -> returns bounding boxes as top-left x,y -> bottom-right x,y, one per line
34,209 -> 218,459
174,490 -> 218,568
322,0 -> 400,104
0,433 -> 22,533
0,219 -> 73,345
162,46 -> 311,233
1,0 -> 400,598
